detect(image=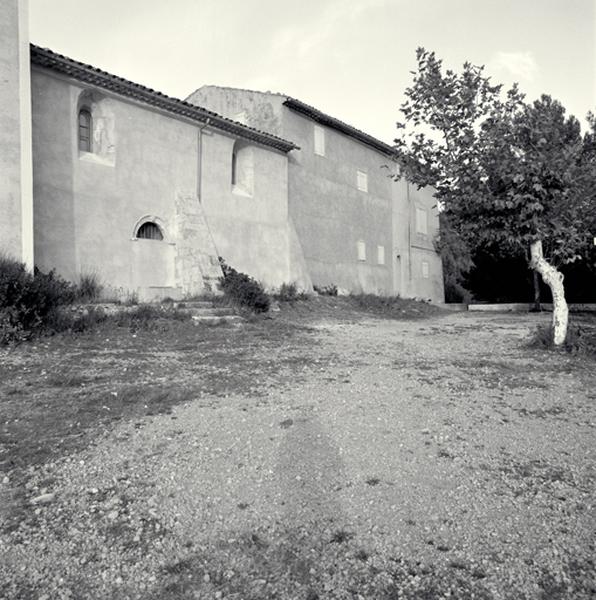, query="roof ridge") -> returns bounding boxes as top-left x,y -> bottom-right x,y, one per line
189,85 -> 395,156
29,45 -> 299,153
188,85 -> 287,99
